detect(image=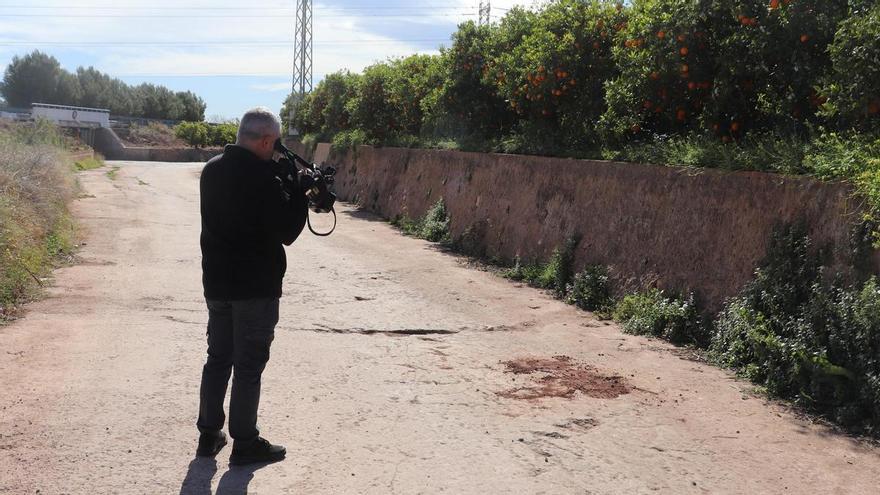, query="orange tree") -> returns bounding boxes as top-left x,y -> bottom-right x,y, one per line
345,55 -> 443,144
600,0 -> 713,140
705,0 -> 850,137
285,70 -> 361,139
384,54 -> 444,138
433,20 -> 522,142
822,3 -> 880,131
492,0 -> 627,152
600,0 -> 854,141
